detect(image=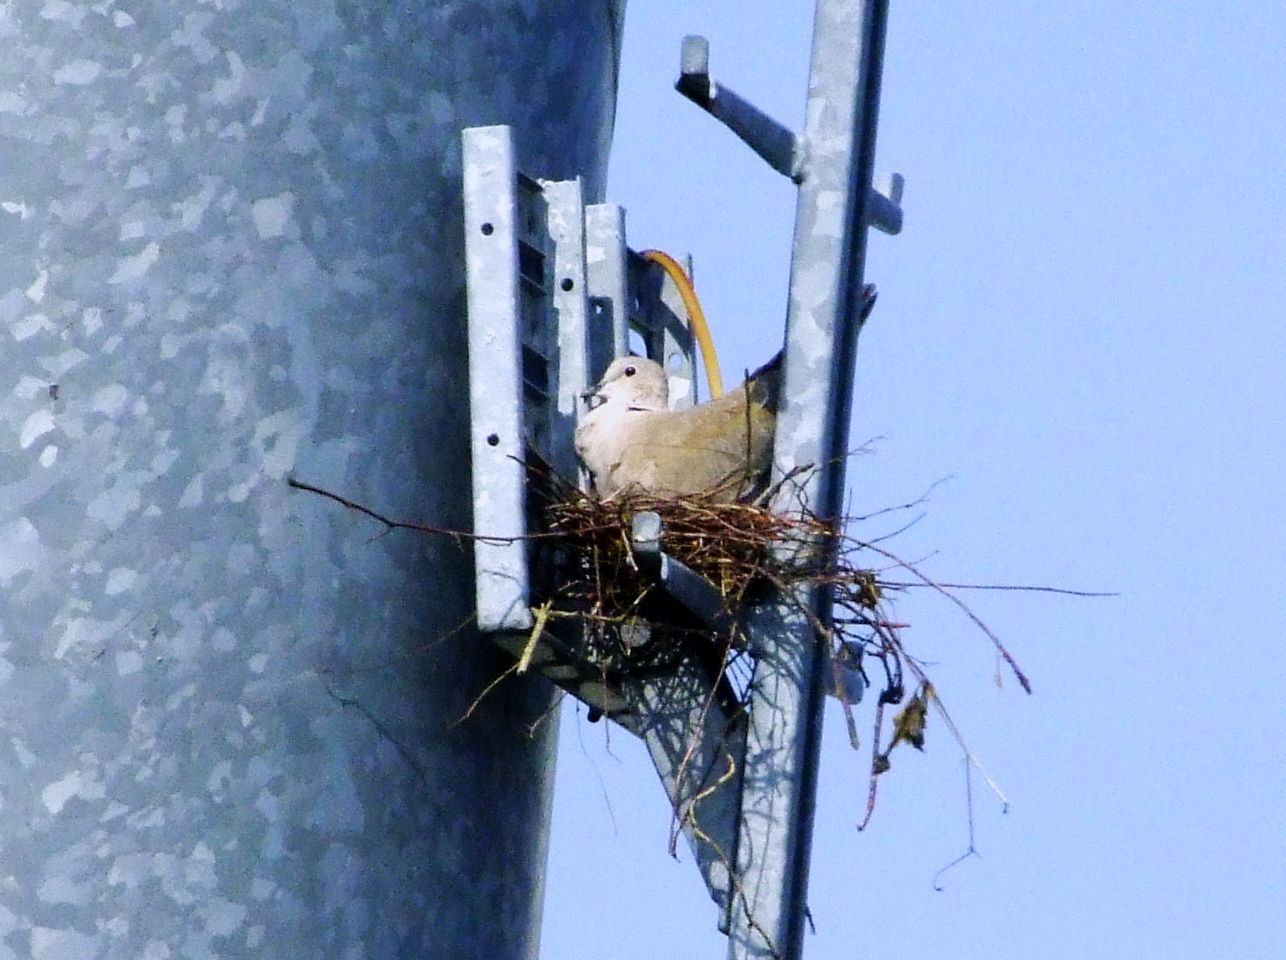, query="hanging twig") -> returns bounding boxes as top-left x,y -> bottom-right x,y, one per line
933,757 -> 981,891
